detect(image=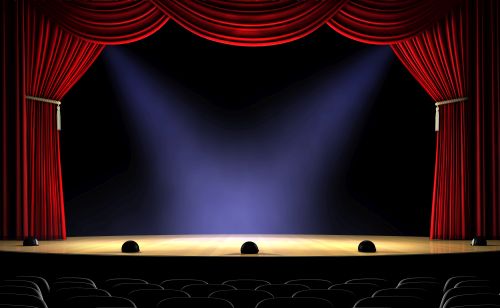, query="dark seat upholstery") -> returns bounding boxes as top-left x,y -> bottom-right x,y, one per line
181,284 -> 236,297
52,287 -> 110,307
293,289 -> 357,308
65,295 -> 136,308
103,278 -> 148,290
286,279 -> 332,289
210,289 -> 273,308
354,295 -> 425,308
55,277 -> 95,287
444,277 -> 479,293
329,283 -> 379,298
15,277 -> 49,298
0,294 -> 47,308
157,297 -> 234,308
440,287 -> 495,308
51,281 -> 95,292
256,284 -> 309,297
128,289 -> 189,308
346,278 -> 391,288
443,294 -> 500,308
109,283 -> 162,296
160,279 -> 207,290
256,297 -> 333,308
0,286 -> 41,299
222,279 -> 270,290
